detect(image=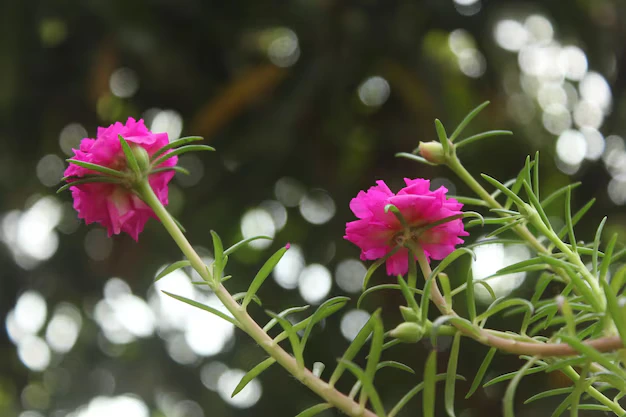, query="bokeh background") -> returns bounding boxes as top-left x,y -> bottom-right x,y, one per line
2,0 -> 626,416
